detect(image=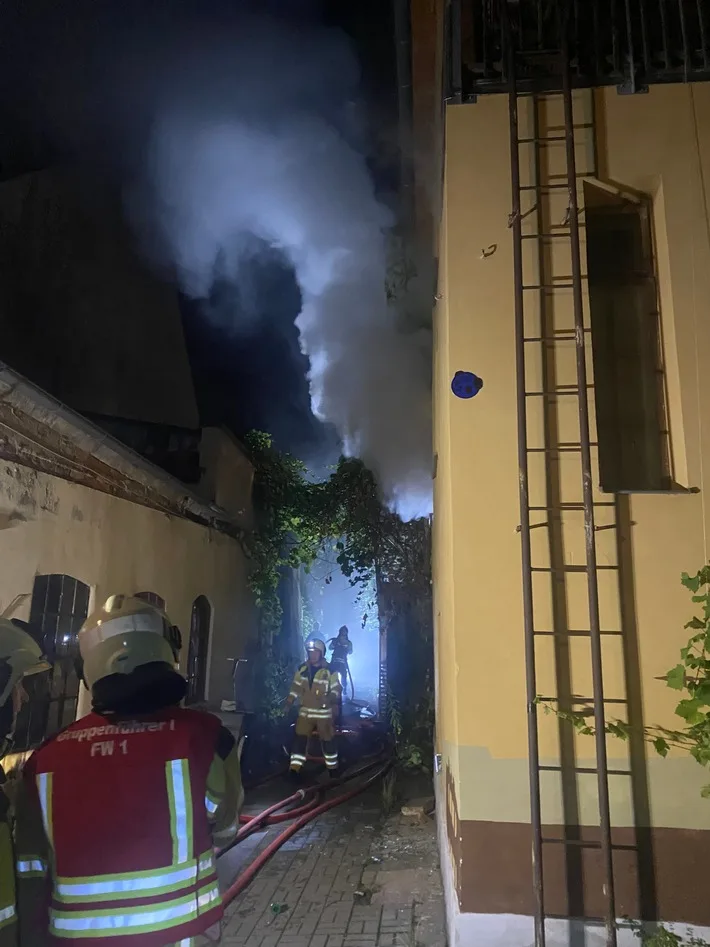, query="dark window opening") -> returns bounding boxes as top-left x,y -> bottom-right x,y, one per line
135,592 -> 166,610
585,183 -> 671,494
186,596 -> 211,705
13,574 -> 90,752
